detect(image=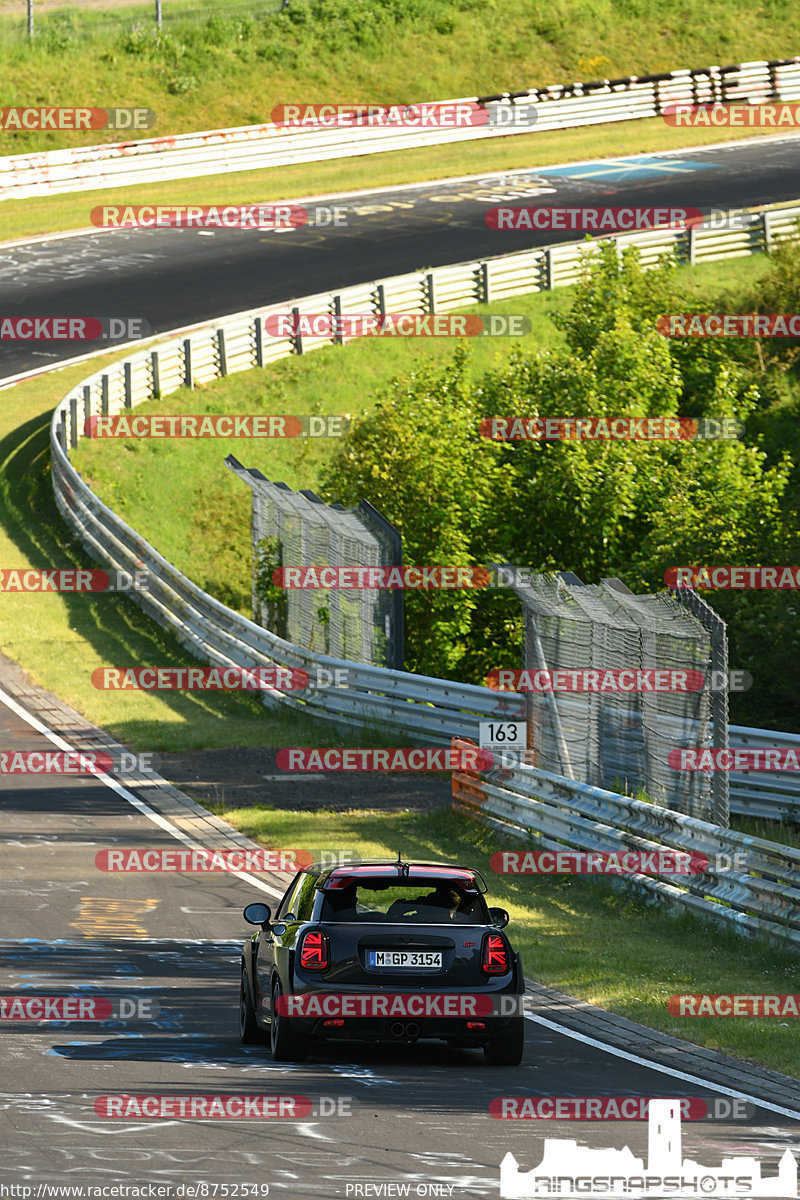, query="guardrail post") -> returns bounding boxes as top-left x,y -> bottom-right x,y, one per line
763,210 -> 773,253
481,261 -> 491,305
150,350 -> 160,397
254,317 -> 263,367
57,412 -> 66,452
688,226 -> 697,266
426,272 -> 436,314
83,385 -> 92,436
217,328 -> 227,377
333,294 -> 344,344
183,339 -> 193,388
69,395 -> 78,449
291,306 -> 303,355
123,363 -> 132,409
544,248 -> 554,291
376,284 -> 386,317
